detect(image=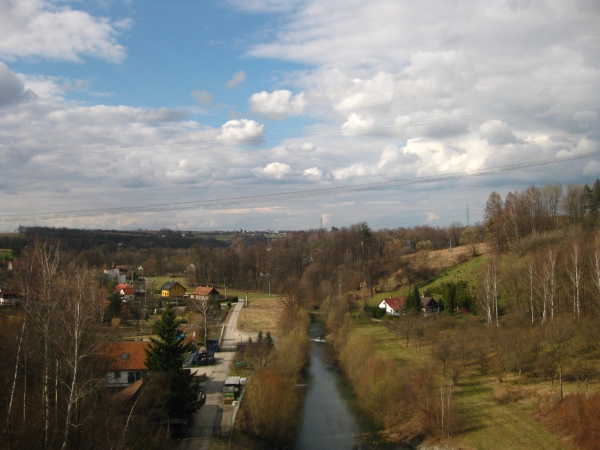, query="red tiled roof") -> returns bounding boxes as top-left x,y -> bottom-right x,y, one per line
192,286 -> 219,296
114,283 -> 130,293
383,297 -> 407,310
119,287 -> 135,295
104,341 -> 150,371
